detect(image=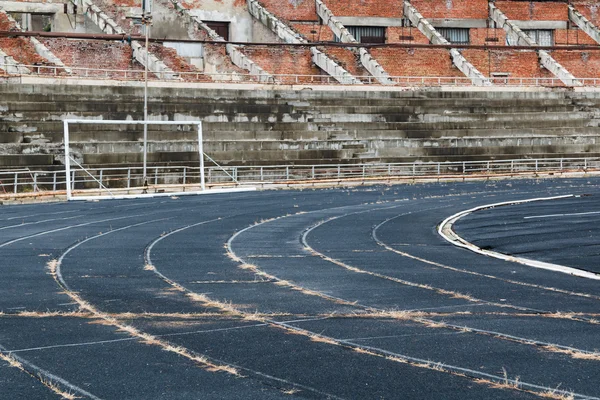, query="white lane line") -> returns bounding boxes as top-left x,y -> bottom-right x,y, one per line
438,195 -> 600,281
5,323 -> 268,354
0,214 -> 148,249
0,343 -> 103,400
0,215 -> 81,231
524,210 -> 600,219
